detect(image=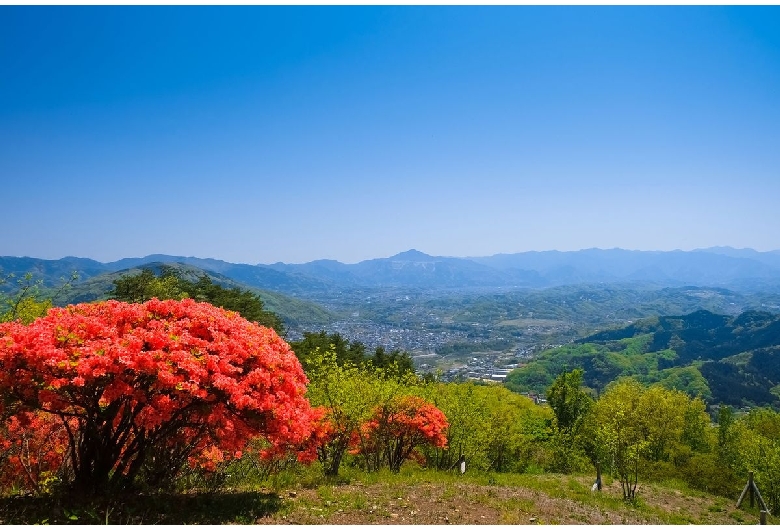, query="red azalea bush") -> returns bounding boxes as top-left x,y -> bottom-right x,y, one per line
312,407 -> 355,476
0,410 -> 73,493
352,395 -> 448,473
0,298 -> 318,493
